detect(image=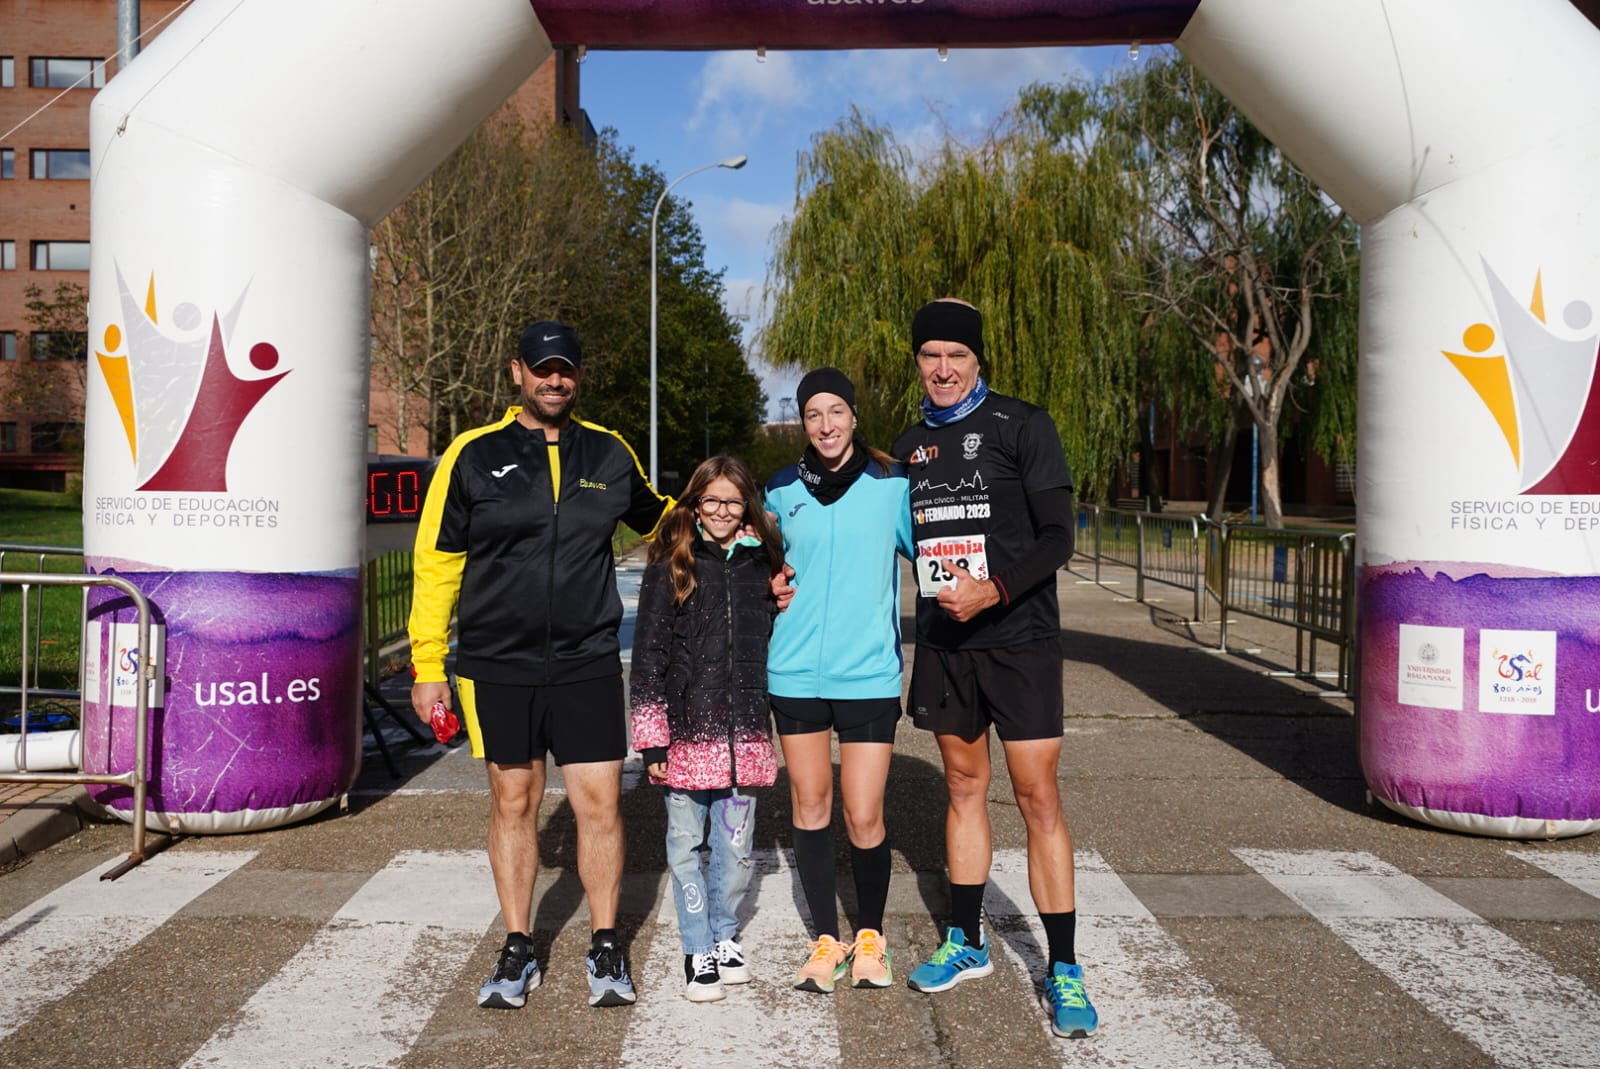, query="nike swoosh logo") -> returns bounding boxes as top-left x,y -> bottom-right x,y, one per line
491,465 -> 518,478
542,334 -> 560,342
